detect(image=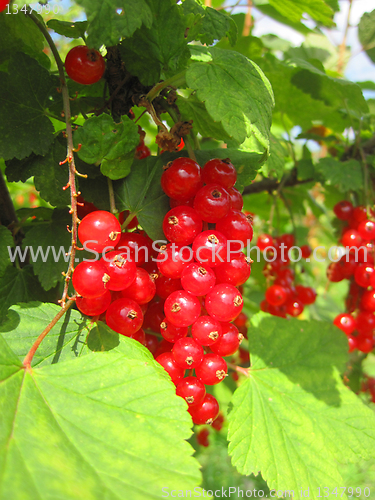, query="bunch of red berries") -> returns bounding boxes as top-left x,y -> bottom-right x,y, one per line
330,201 -> 375,354
256,233 -> 316,317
